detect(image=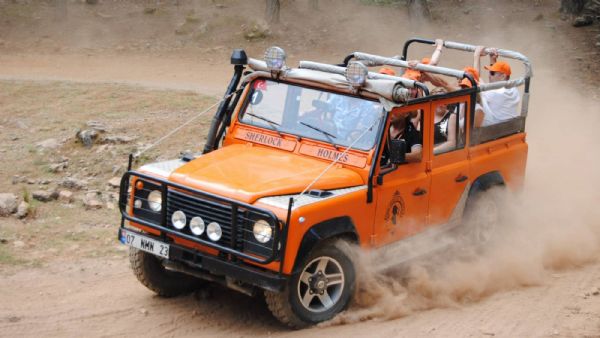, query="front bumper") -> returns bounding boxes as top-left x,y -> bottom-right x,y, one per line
118,170 -> 291,292
119,227 -> 287,292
